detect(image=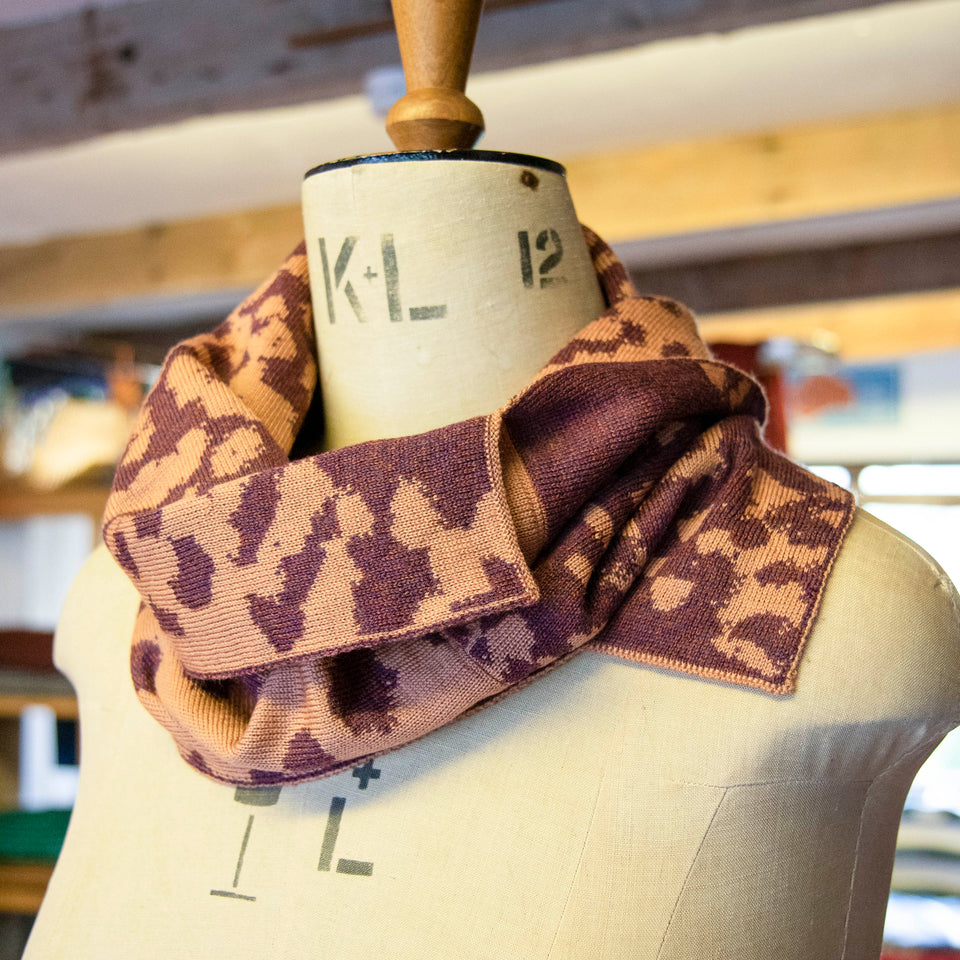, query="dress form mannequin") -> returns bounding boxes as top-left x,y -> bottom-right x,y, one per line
25,4 -> 960,958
